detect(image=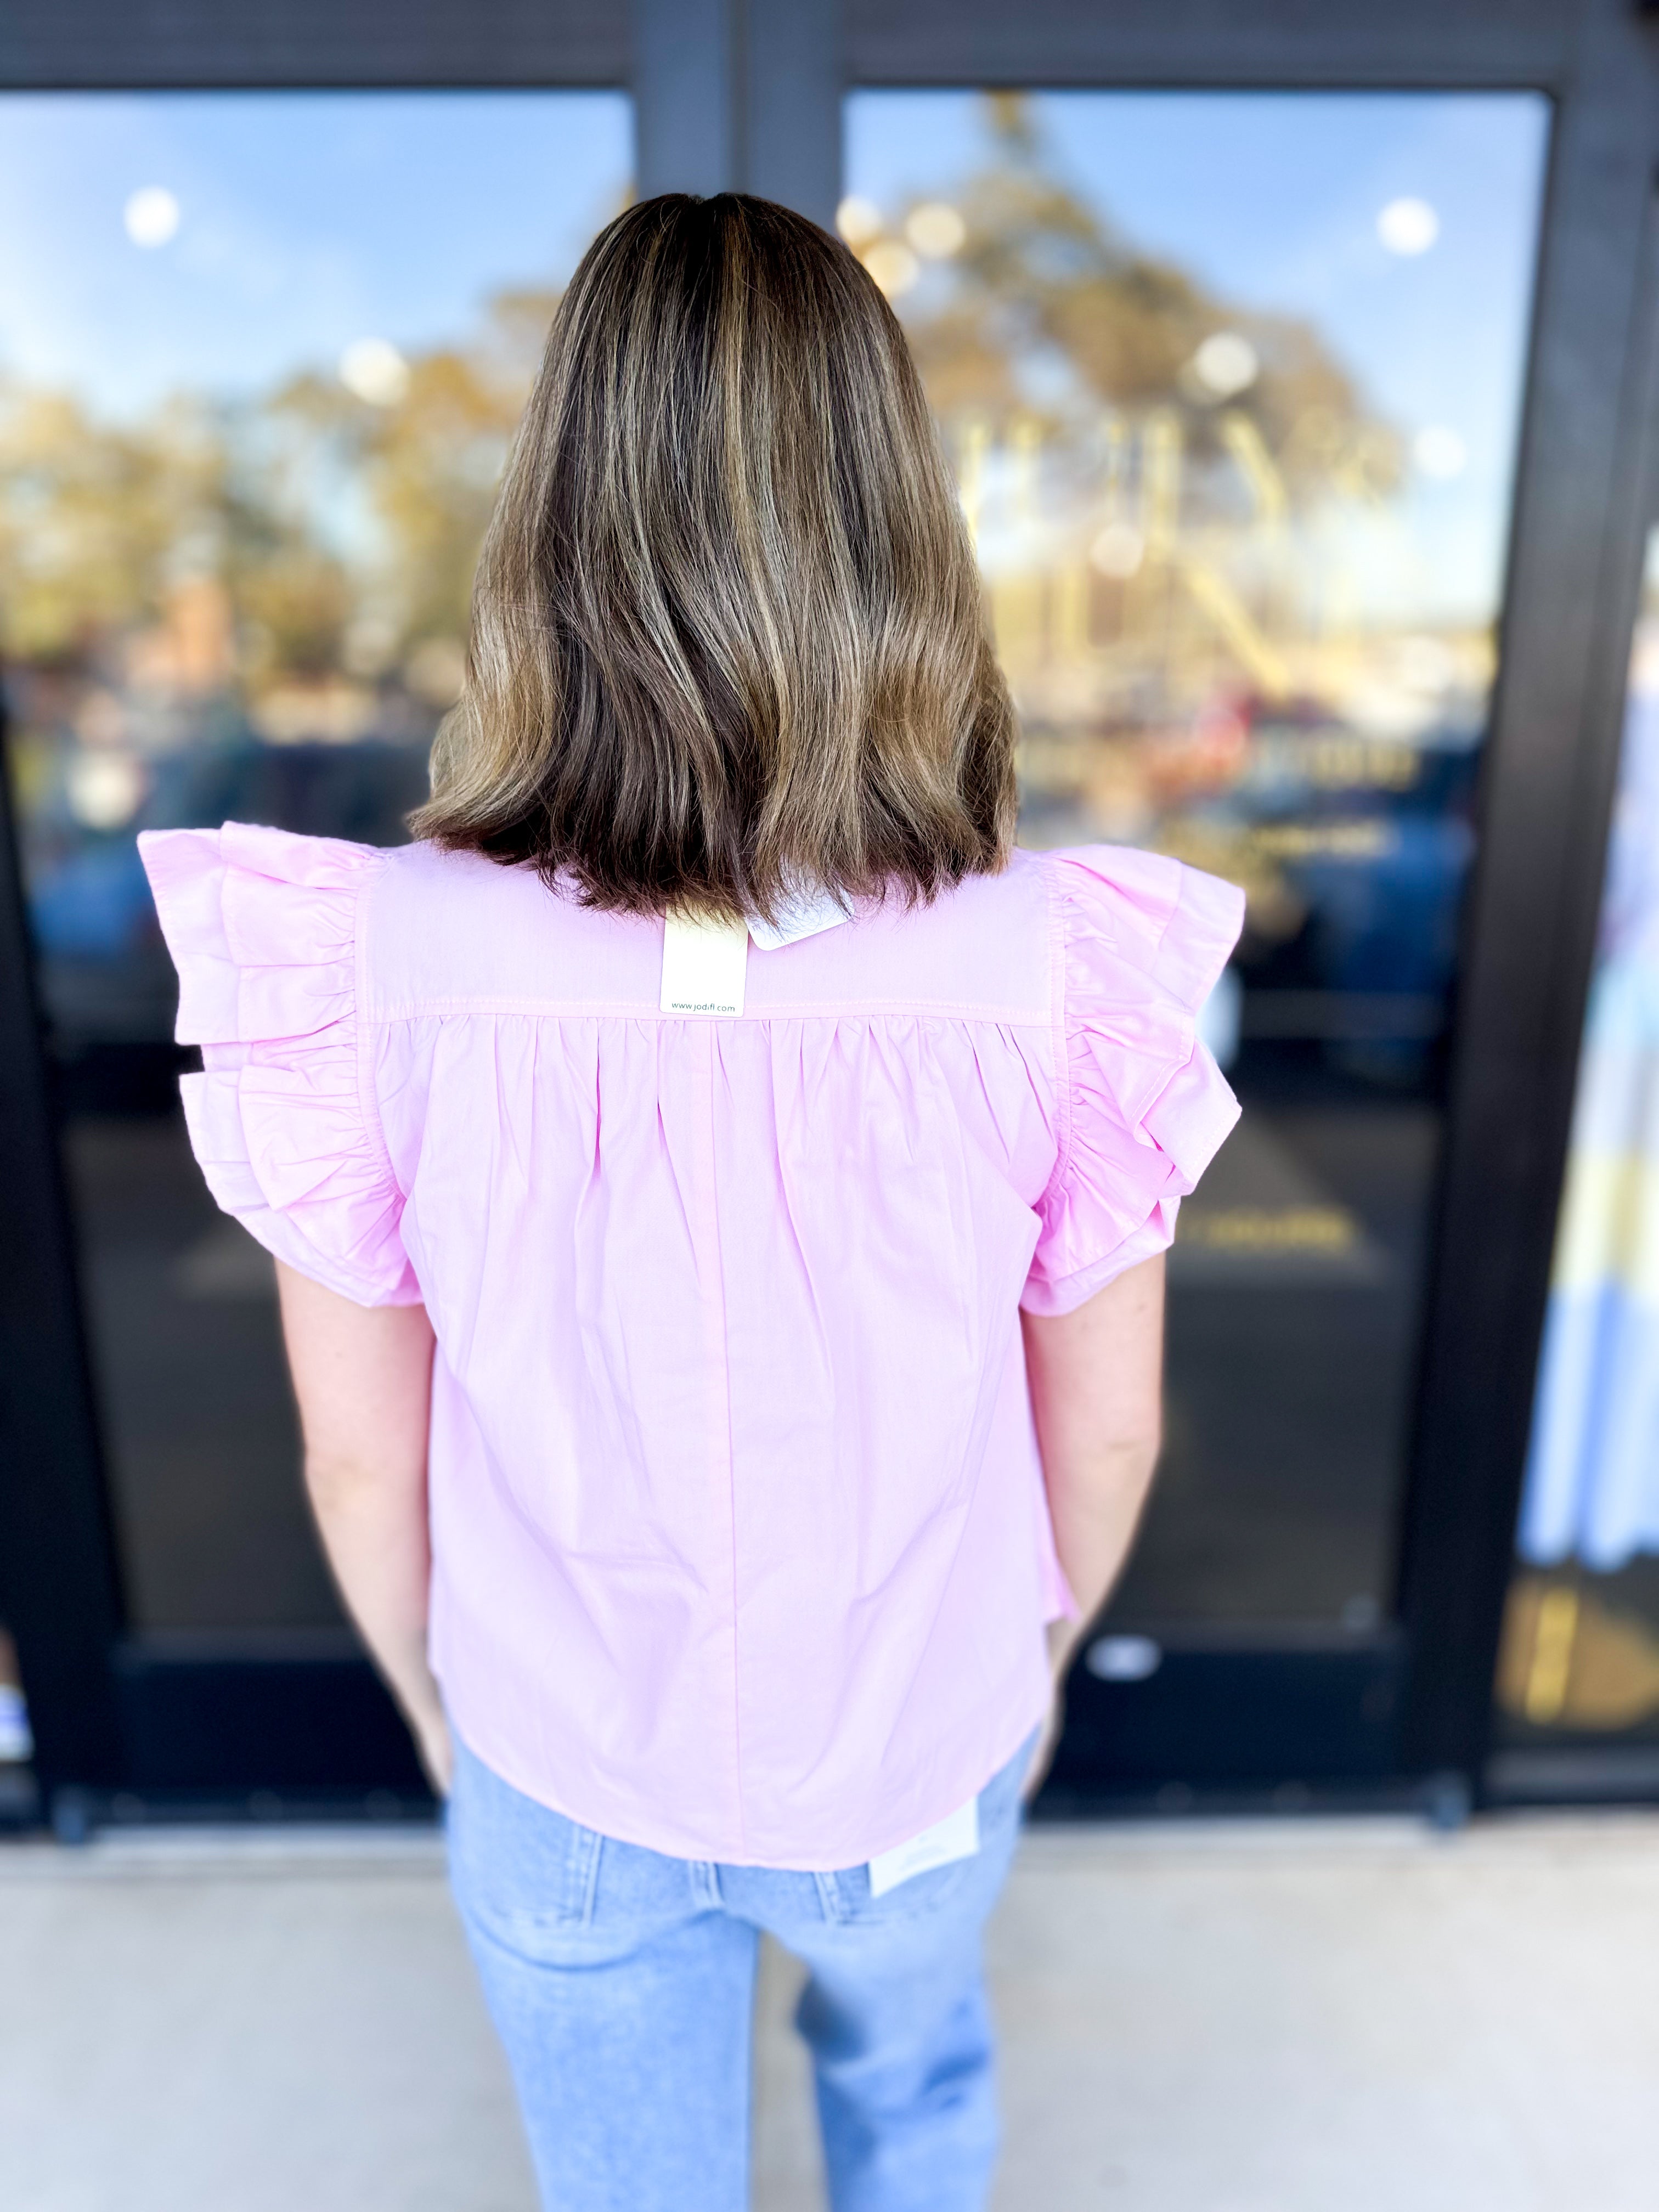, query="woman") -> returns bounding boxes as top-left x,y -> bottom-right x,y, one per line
140,194 -> 1241,2211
